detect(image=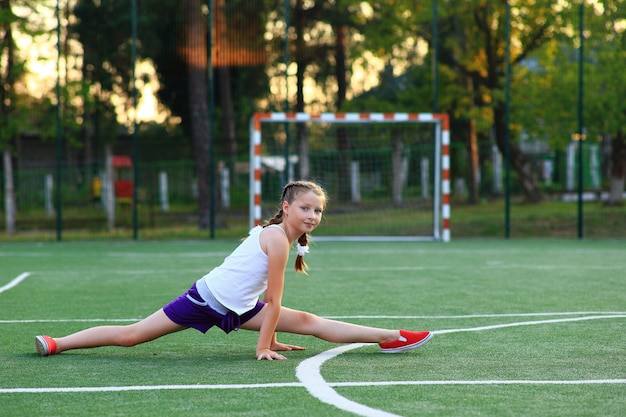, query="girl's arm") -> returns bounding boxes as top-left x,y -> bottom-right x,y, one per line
256,229 -> 290,360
